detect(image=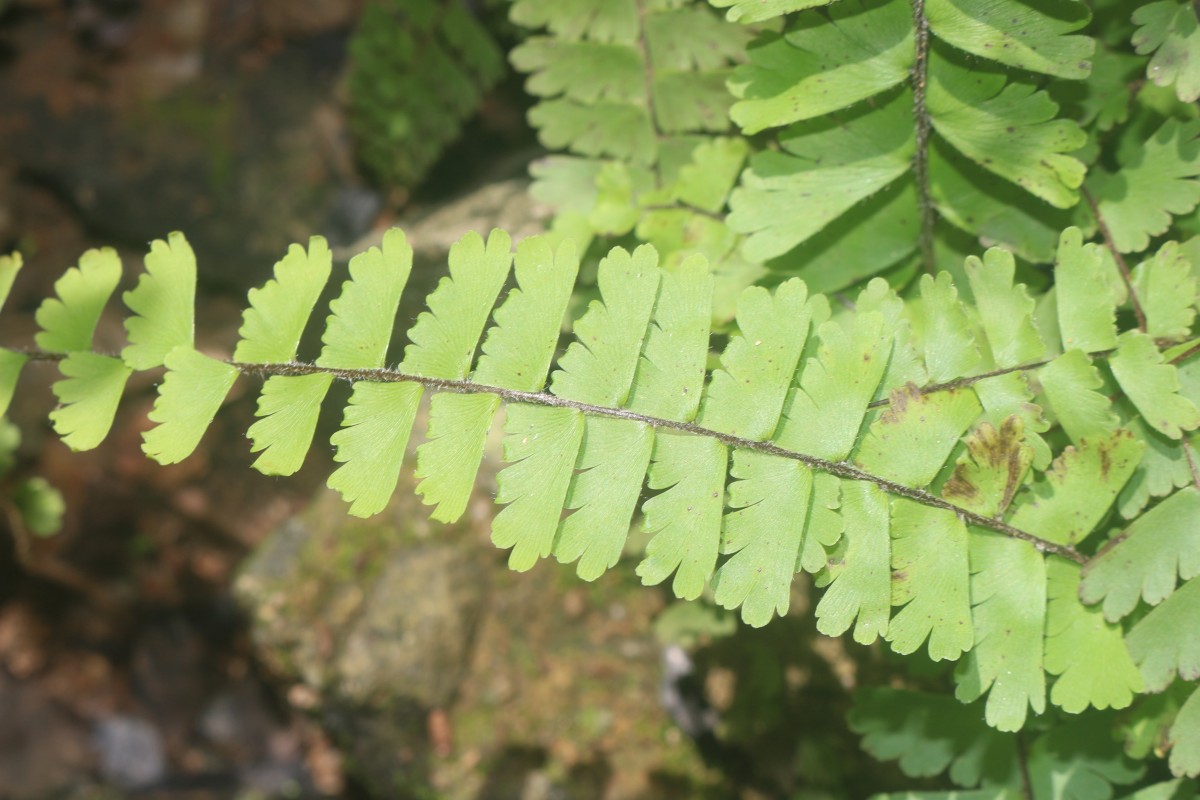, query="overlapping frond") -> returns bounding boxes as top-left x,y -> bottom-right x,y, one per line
5,224 -> 1200,772
724,0 -> 1093,283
